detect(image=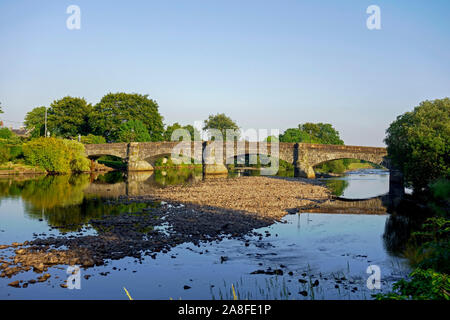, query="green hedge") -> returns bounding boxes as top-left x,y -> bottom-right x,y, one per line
23,137 -> 90,173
